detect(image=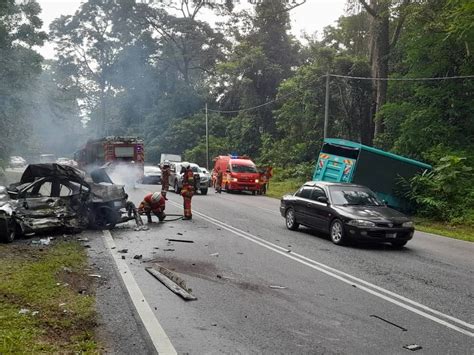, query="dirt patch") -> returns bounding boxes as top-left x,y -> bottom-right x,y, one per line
57,269 -> 96,296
